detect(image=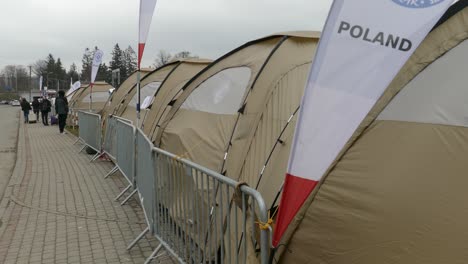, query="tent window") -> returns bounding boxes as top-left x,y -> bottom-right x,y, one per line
378,40 -> 468,127
82,92 -> 110,103
181,67 -> 252,114
129,81 -> 161,108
